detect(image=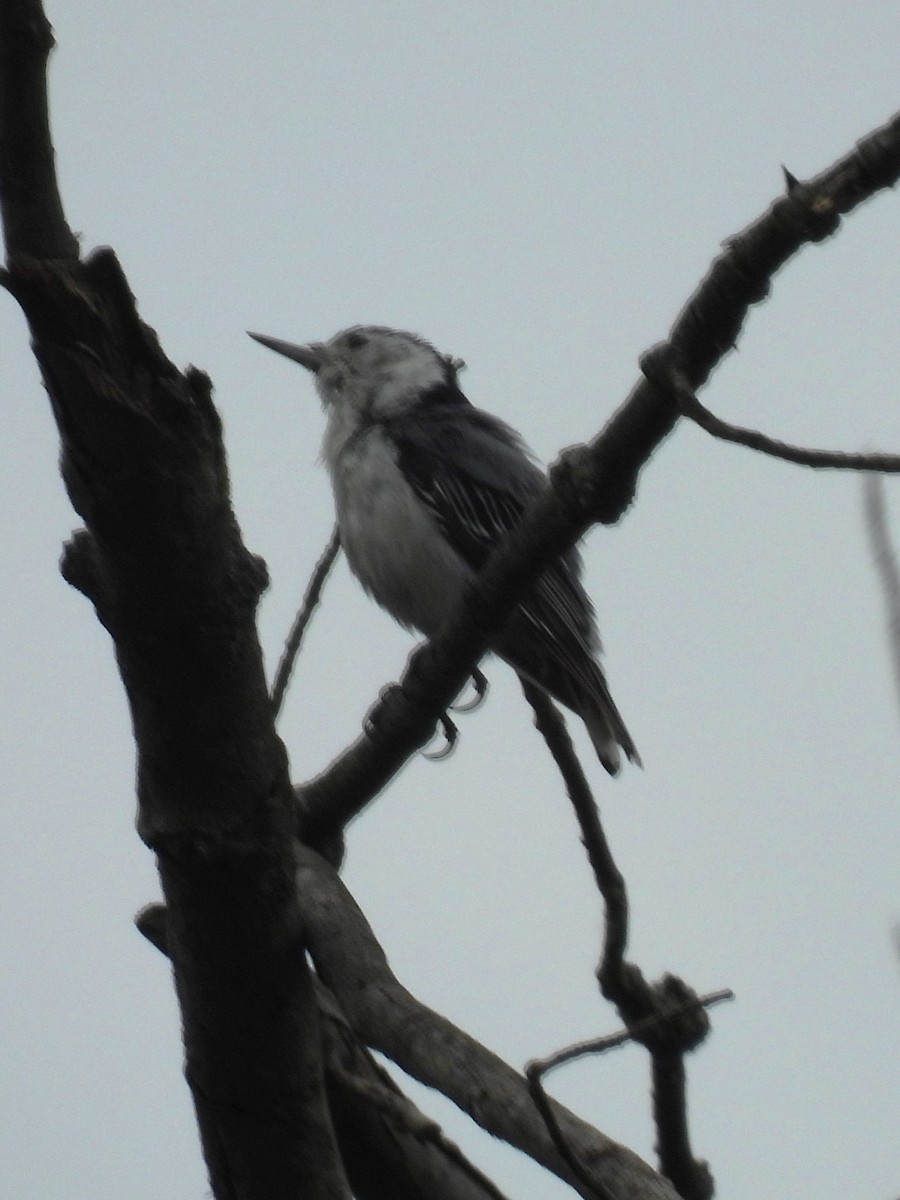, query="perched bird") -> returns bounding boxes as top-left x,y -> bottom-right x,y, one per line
249,325 -> 639,774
